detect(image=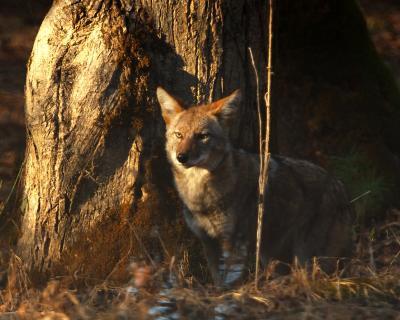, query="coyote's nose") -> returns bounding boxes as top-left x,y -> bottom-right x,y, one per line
177,153 -> 189,164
